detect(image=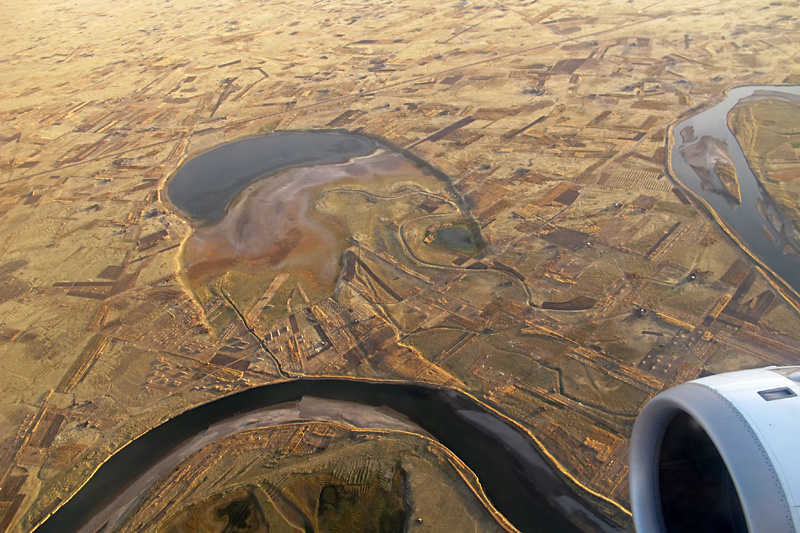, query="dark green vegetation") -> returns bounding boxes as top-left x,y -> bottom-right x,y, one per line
430,221 -> 484,255
317,466 -> 408,533
161,488 -> 268,533
160,461 -> 408,533
215,492 -> 267,533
